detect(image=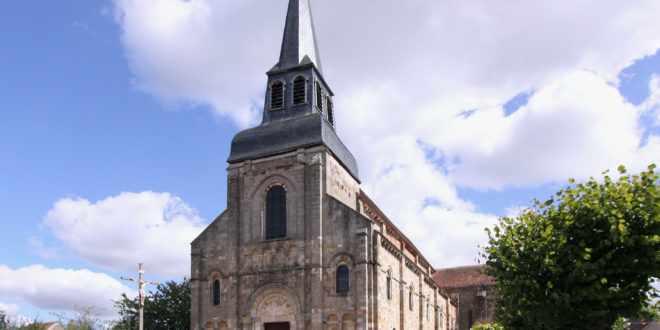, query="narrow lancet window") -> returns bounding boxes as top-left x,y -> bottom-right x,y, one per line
386,271 -> 392,300
266,185 -> 286,239
409,285 -> 414,311
315,81 -> 323,111
212,279 -> 220,305
270,81 -> 284,109
293,76 -> 306,105
336,265 -> 349,293
326,96 -> 334,126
